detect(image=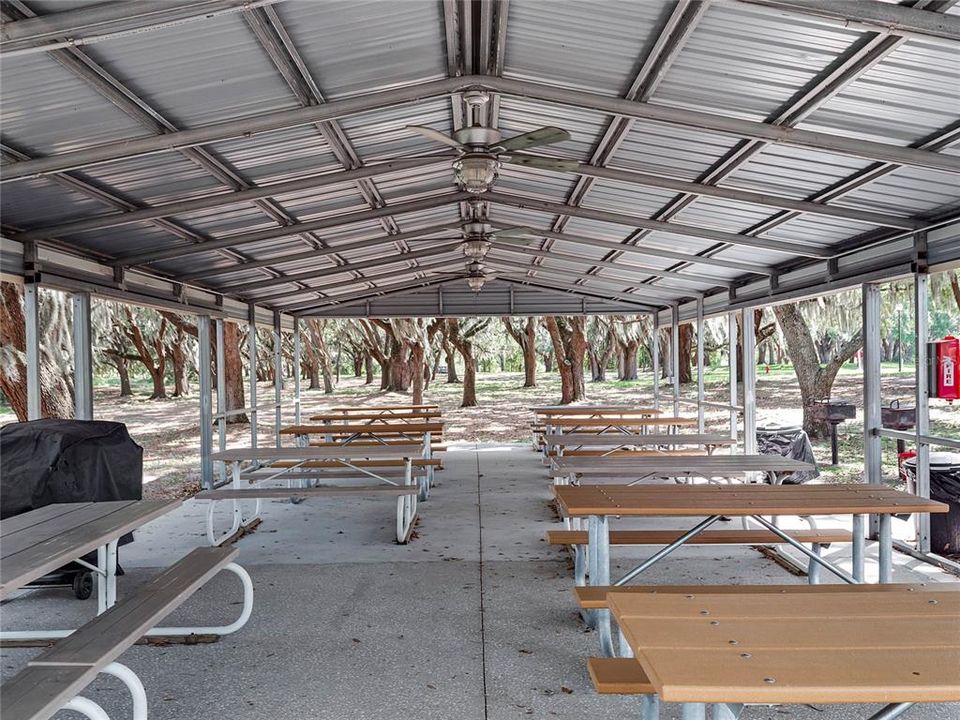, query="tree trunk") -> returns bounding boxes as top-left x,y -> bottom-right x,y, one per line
951,271 -> 960,312
123,308 -> 167,400
773,303 -> 863,438
321,358 -> 334,394
0,282 -> 74,421
306,360 -> 320,390
221,322 -> 247,424
542,352 -> 553,373
460,350 -> 478,407
620,341 -> 639,381
444,343 -> 460,383
104,351 -> 134,397
410,343 -> 425,405
544,316 -> 587,404
364,354 -> 375,384
168,327 -> 189,397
